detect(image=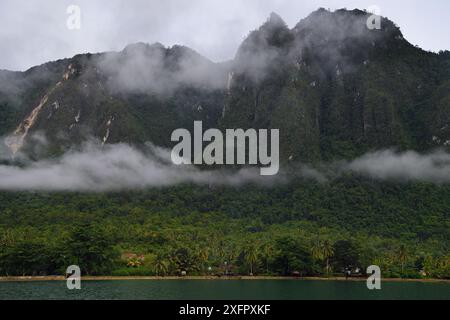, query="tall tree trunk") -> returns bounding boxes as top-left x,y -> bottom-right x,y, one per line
326,258 -> 329,277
